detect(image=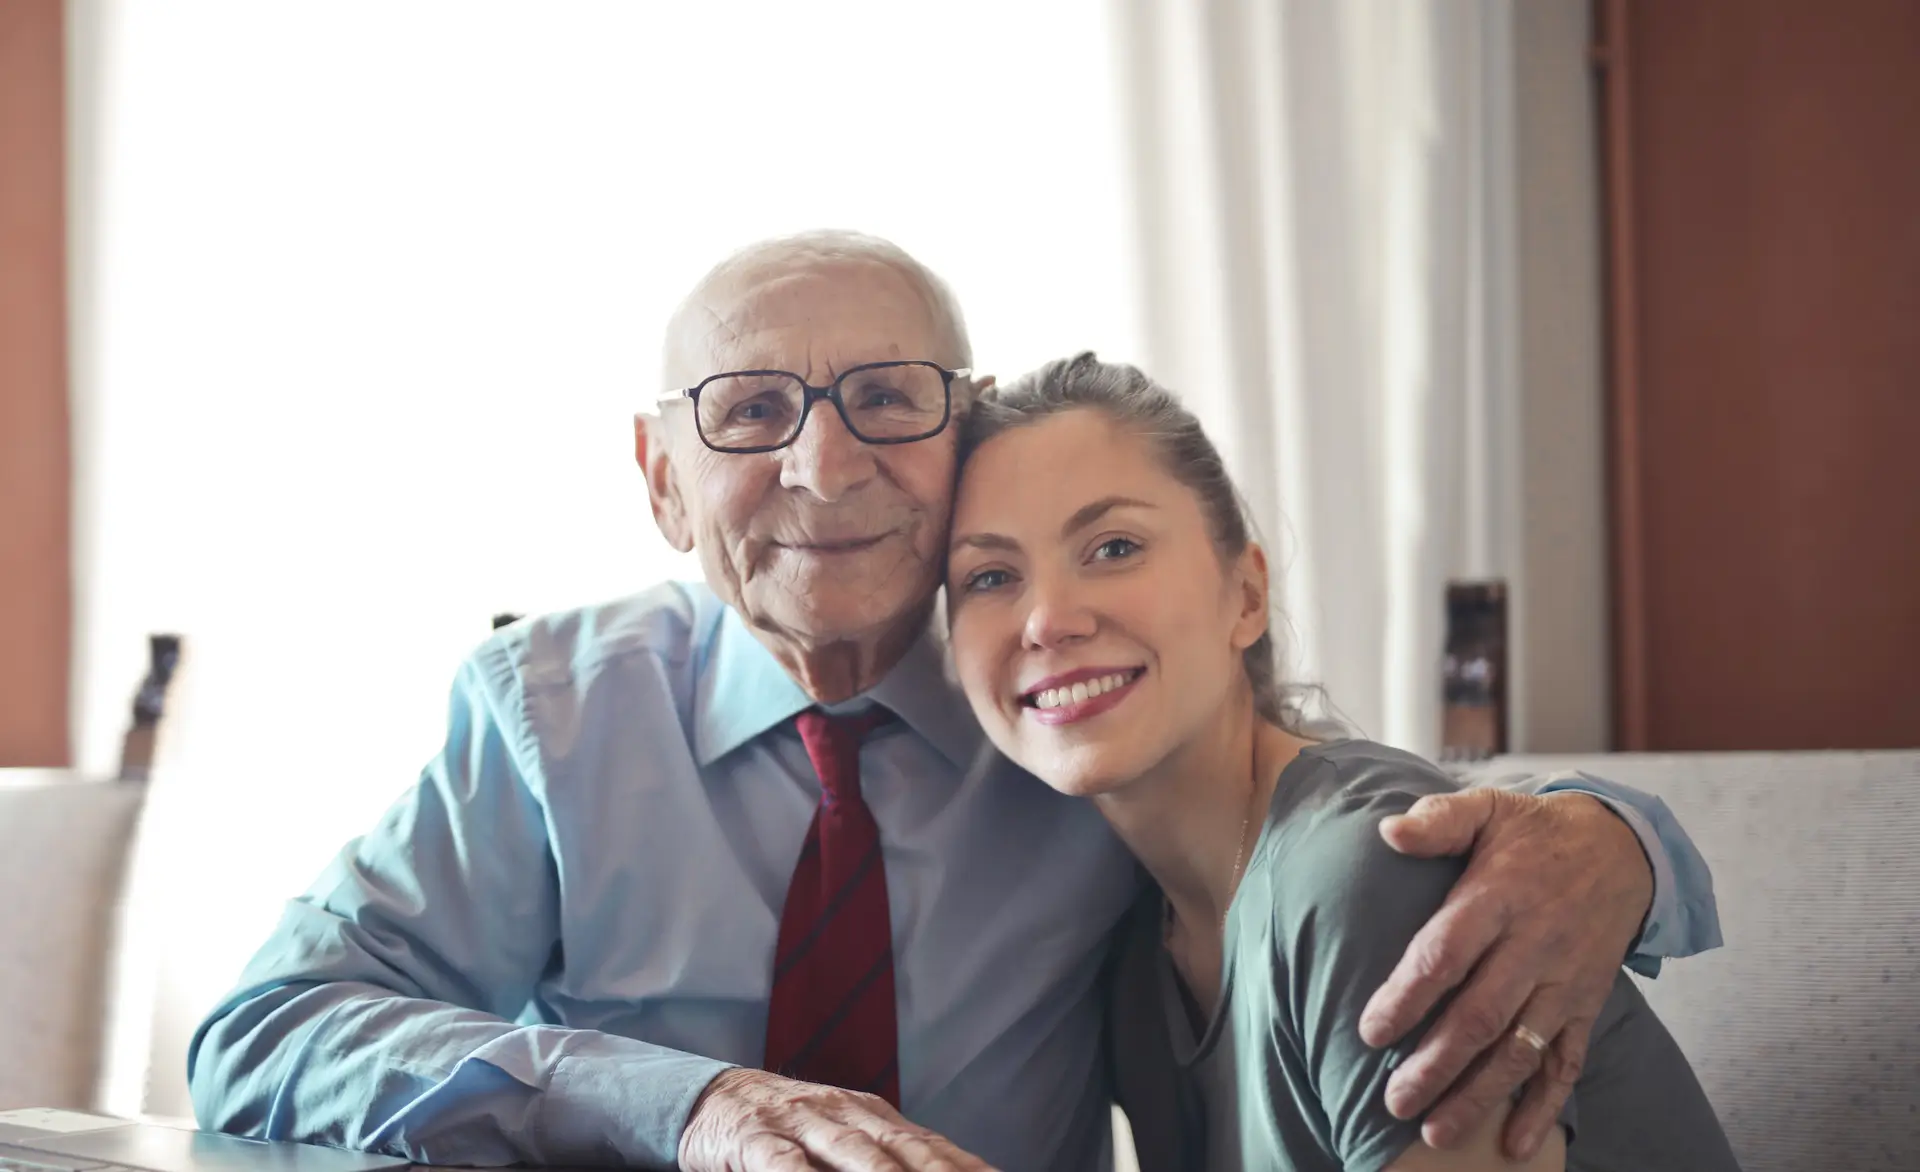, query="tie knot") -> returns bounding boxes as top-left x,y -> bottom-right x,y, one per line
794,706 -> 894,802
